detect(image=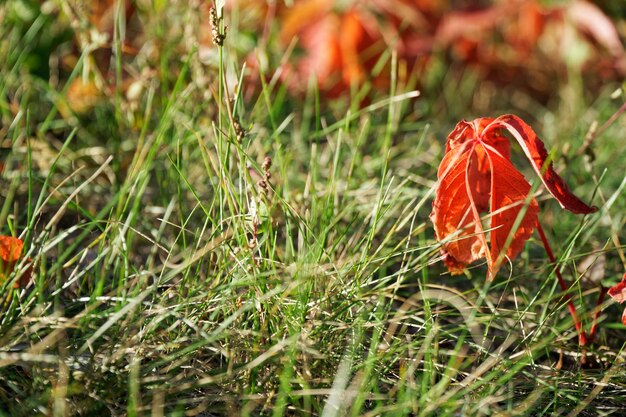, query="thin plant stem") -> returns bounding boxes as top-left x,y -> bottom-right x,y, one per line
578,101 -> 626,156
536,221 -> 588,346
587,286 -> 607,343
